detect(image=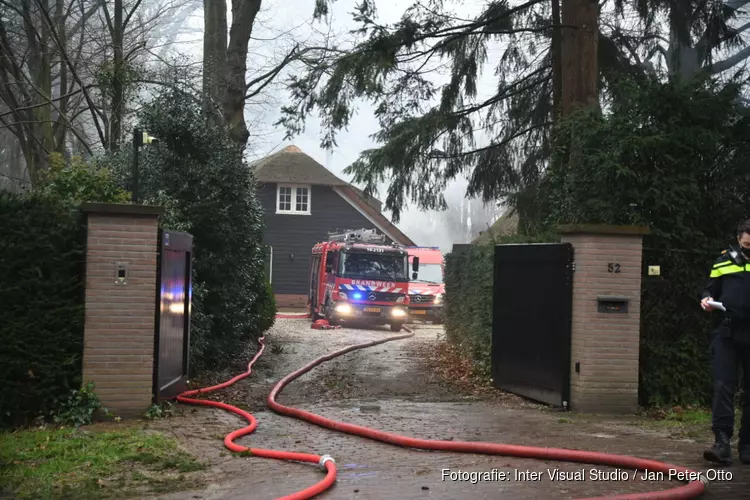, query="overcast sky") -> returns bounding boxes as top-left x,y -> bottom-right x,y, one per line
171,0 -> 504,250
